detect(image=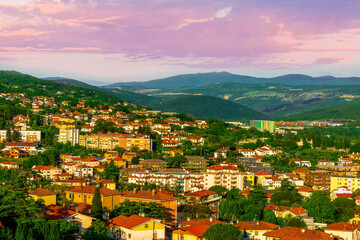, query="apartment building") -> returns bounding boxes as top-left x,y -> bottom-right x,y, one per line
79,133 -> 129,150
119,136 -> 152,151
57,128 -> 80,146
203,162 -> 247,190
304,170 -> 331,190
0,130 -> 41,142
128,169 -> 204,192
330,175 -> 360,195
